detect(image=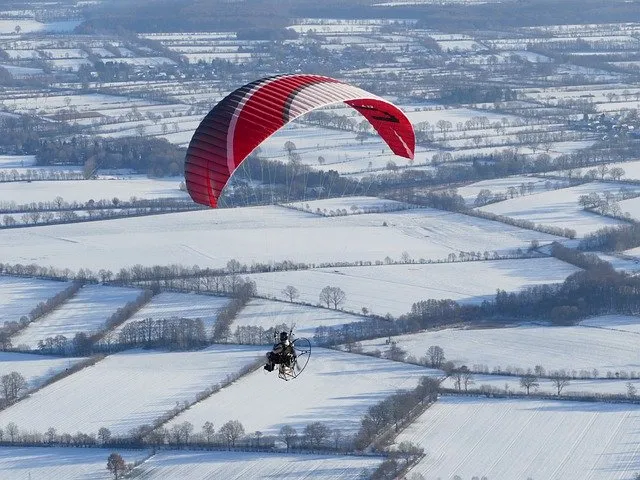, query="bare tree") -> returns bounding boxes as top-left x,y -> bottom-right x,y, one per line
609,167 -> 625,181
387,342 -> 407,362
279,425 -> 297,452
597,163 -> 609,180
474,189 -> 493,207
282,285 -> 300,302
550,372 -> 570,396
534,365 -> 546,377
1,371 -> 27,404
304,422 -> 330,449
319,286 -> 346,309
106,452 -> 126,479
219,420 -> 244,449
45,427 -> 57,444
426,345 -> 445,368
627,382 -> 637,399
519,374 -> 539,395
98,427 -> 111,445
452,366 -> 473,391
6,422 -> 18,443
284,141 -> 297,157
179,421 -> 194,444
394,441 -> 424,467
462,368 -> 474,391
202,421 -> 215,444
